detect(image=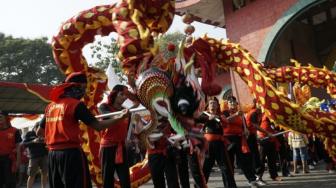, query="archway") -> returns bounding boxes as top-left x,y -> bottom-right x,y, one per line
259,0 -> 336,98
